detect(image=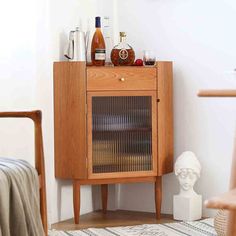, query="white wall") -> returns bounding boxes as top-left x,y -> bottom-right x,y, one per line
0,0 -> 38,165
38,0 -> 118,224
0,0 -> 117,226
116,0 -> 236,217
